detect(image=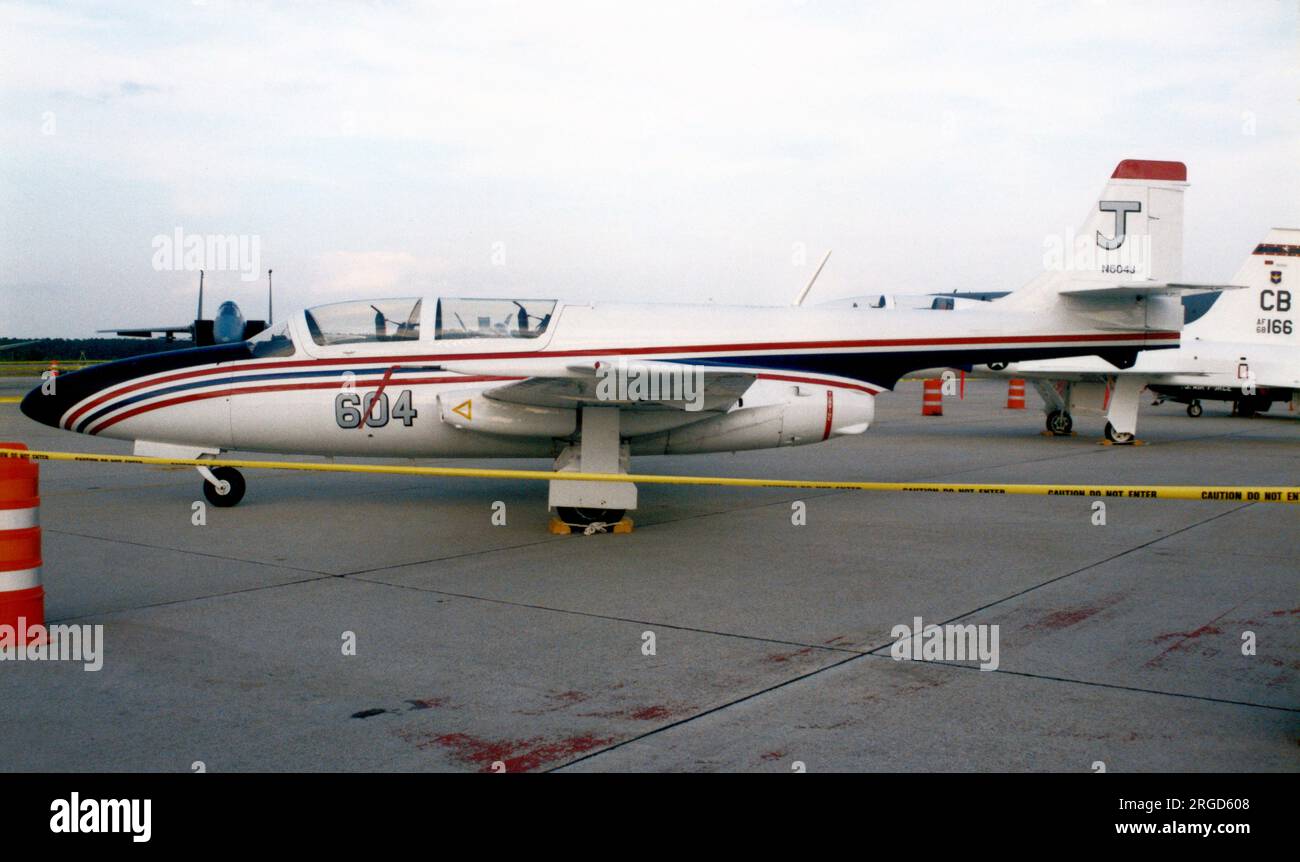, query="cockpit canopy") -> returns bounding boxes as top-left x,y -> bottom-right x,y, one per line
247,319 -> 295,357
302,297 -> 558,346
305,298 -> 422,346
435,298 -> 555,340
